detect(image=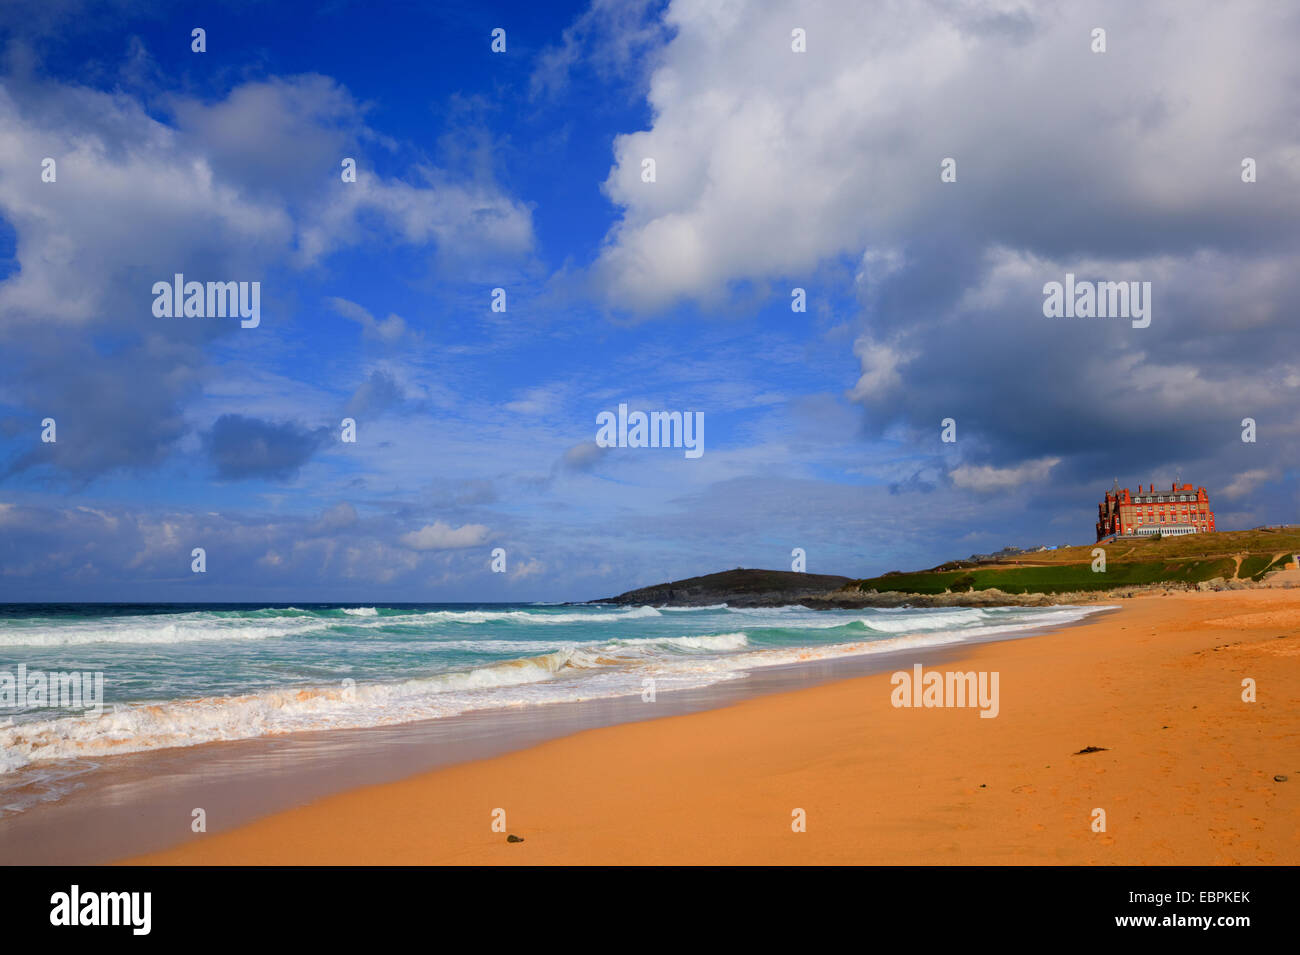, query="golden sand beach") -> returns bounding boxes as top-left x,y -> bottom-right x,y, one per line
129,589 -> 1299,865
